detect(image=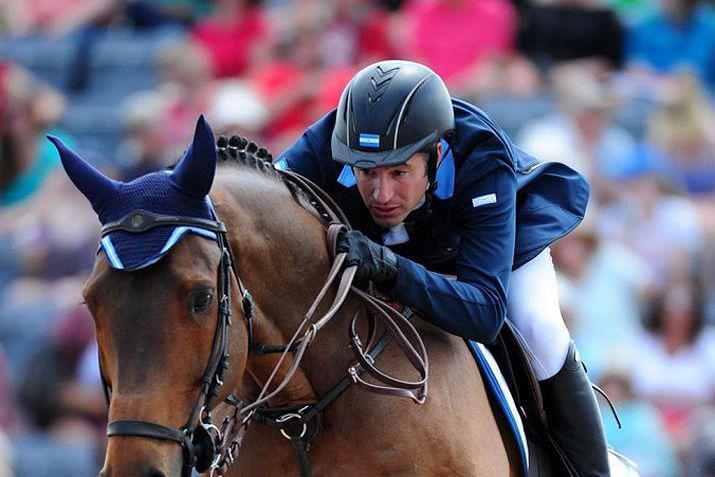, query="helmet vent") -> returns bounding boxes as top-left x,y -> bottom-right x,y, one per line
368,65 -> 400,109
394,74 -> 432,148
